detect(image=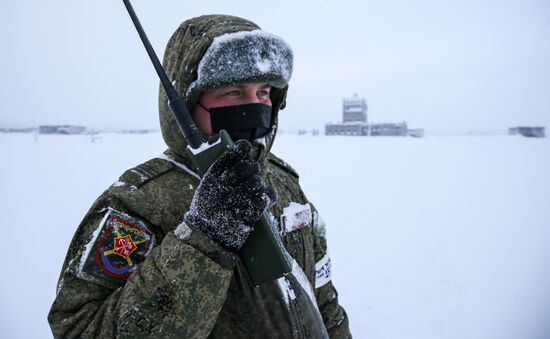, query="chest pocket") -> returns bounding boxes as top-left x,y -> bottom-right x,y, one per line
281,202 -> 312,234
280,202 -> 316,284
